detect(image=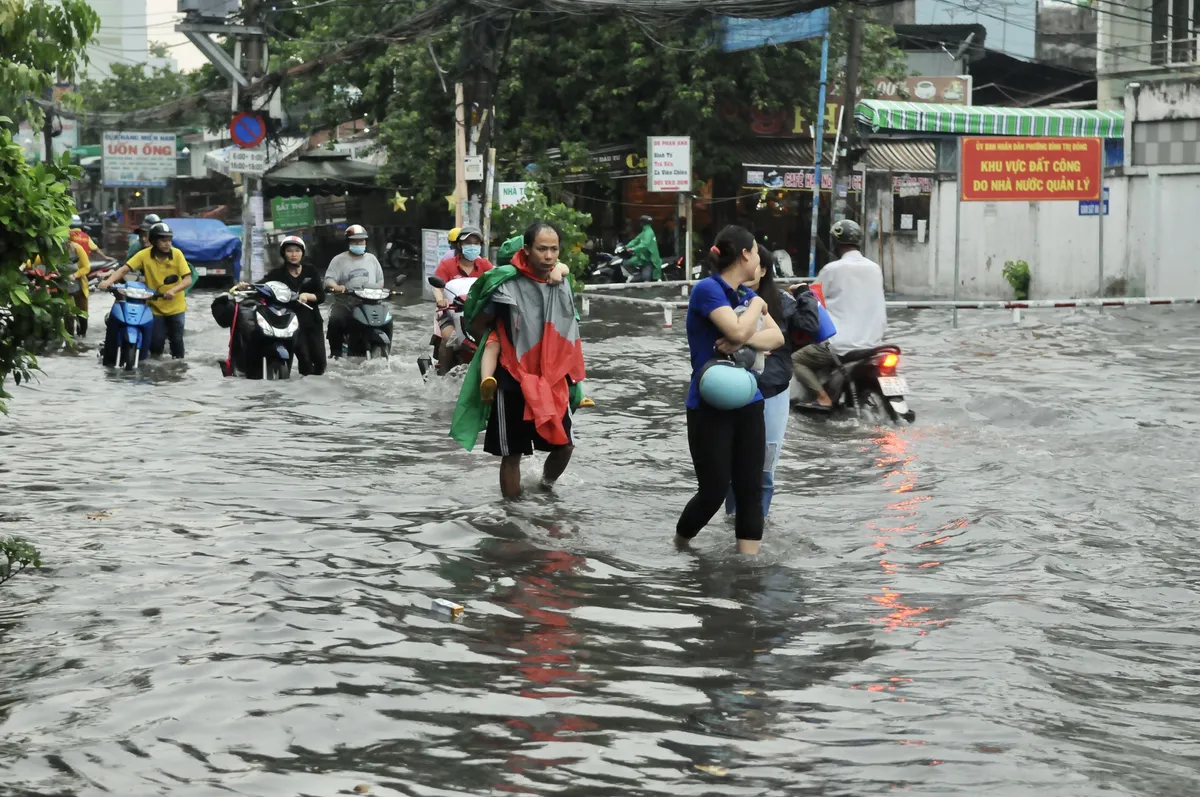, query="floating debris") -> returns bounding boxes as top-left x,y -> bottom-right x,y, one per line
86,511 -> 114,520
695,764 -> 728,777
431,599 -> 464,619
